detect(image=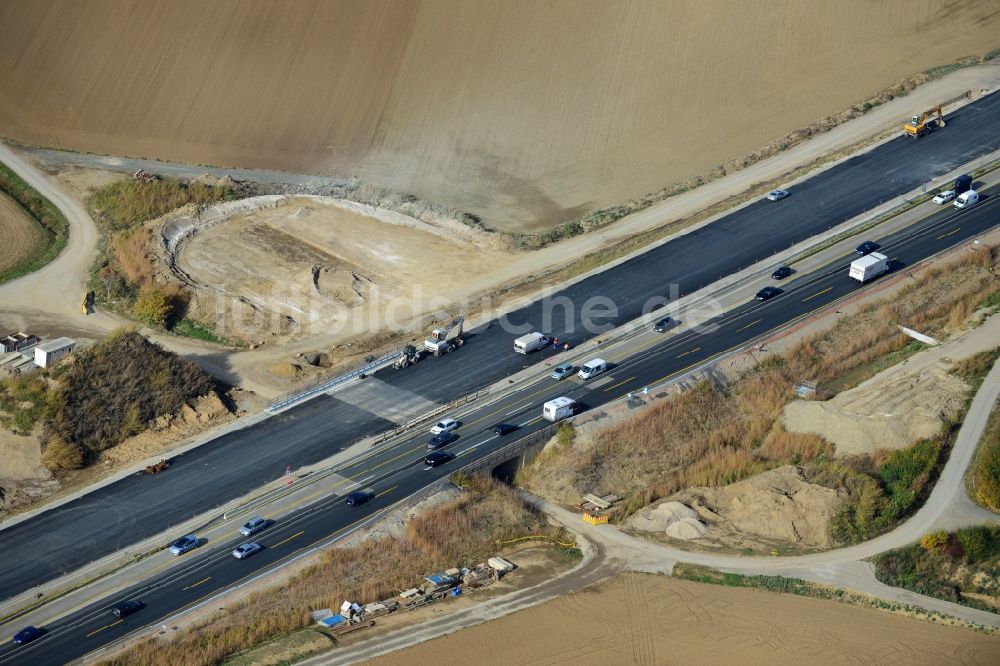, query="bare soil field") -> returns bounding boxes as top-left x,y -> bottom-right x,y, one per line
0,192 -> 44,273
373,573 -> 1000,666
165,196 -> 509,340
2,1 -> 998,232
